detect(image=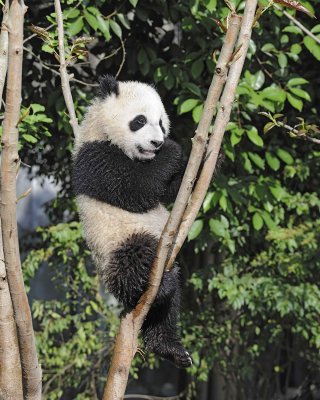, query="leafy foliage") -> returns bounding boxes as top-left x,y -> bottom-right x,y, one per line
10,0 -> 320,398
